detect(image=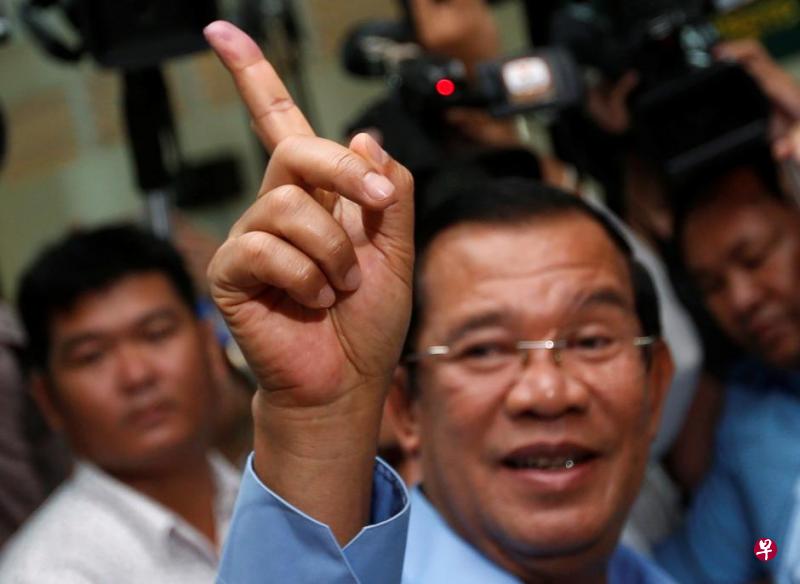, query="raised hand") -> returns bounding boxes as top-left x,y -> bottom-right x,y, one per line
205,20 -> 414,406
715,40 -> 800,140
203,21 -> 414,542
